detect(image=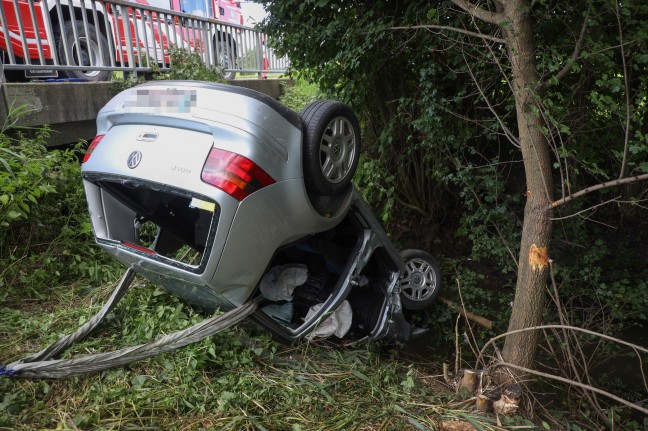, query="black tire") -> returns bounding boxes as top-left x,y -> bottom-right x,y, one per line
55,20 -> 111,81
299,100 -> 361,196
216,41 -> 236,80
398,249 -> 441,310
